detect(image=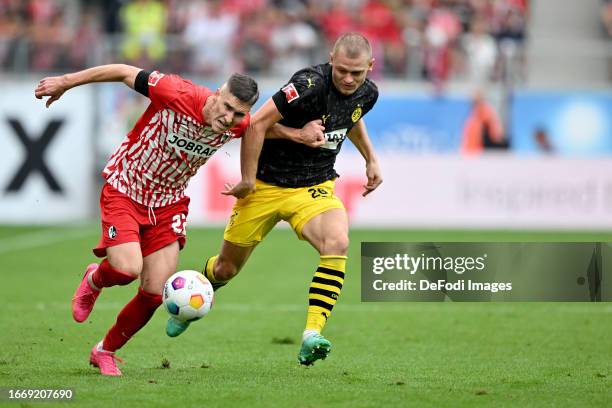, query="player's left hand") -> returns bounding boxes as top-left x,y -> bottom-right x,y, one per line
363,160 -> 383,197
221,180 -> 255,199
34,75 -> 67,108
